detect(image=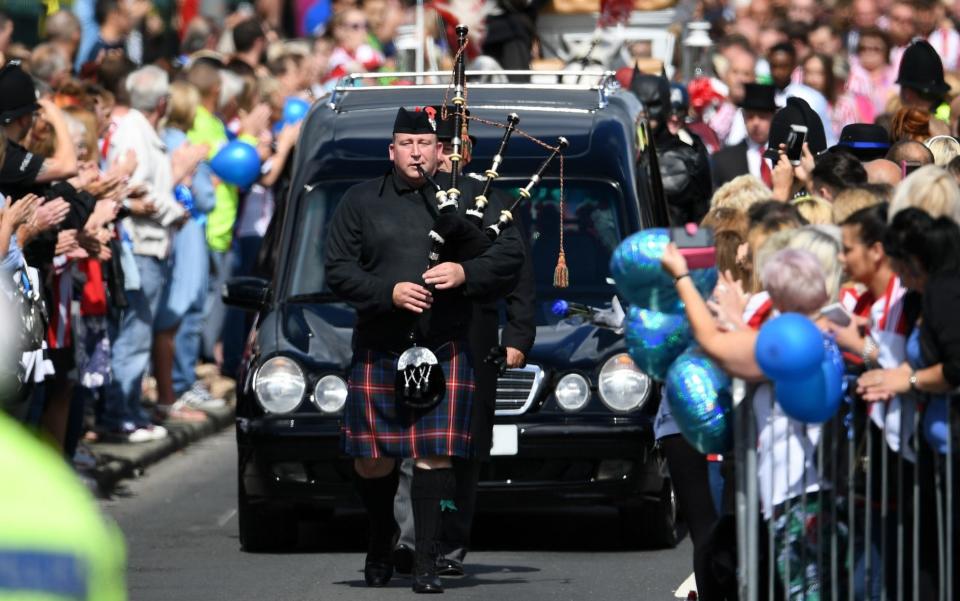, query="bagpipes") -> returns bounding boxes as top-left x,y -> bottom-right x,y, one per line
396,24 -> 570,407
